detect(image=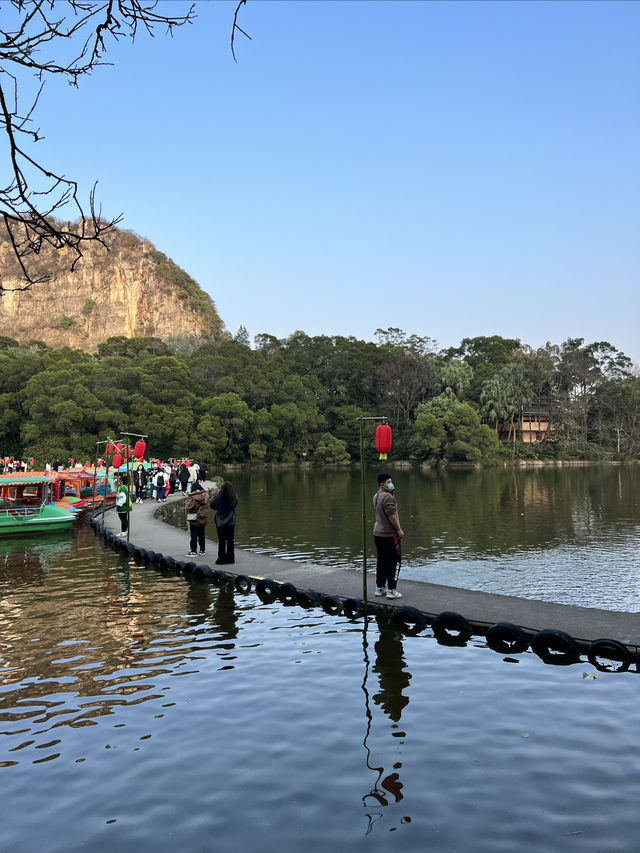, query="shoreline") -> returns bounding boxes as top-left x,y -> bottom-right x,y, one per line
219,458 -> 638,471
